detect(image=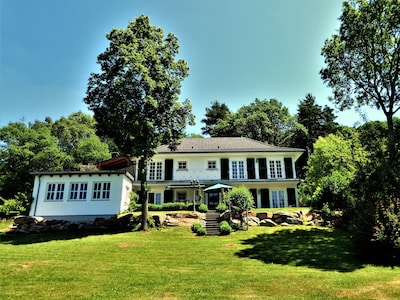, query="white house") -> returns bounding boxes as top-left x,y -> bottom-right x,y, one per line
29,170 -> 134,221
29,137 -> 304,221
139,137 -> 304,209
